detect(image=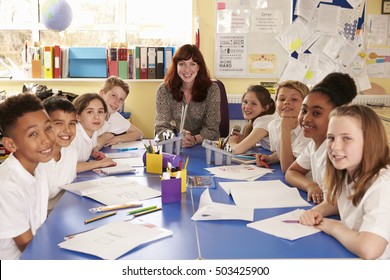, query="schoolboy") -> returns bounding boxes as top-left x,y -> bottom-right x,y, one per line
42,96 -> 78,210
0,93 -> 55,259
96,76 -> 143,150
